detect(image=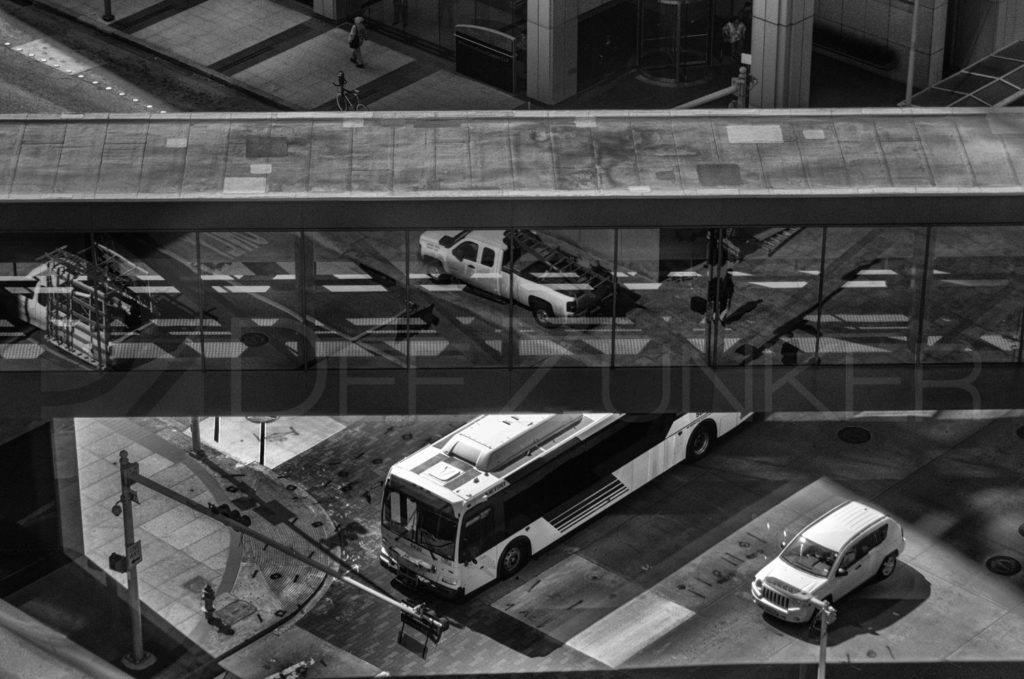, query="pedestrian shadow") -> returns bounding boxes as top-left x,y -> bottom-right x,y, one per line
721,298 -> 763,325
762,562 -> 931,646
